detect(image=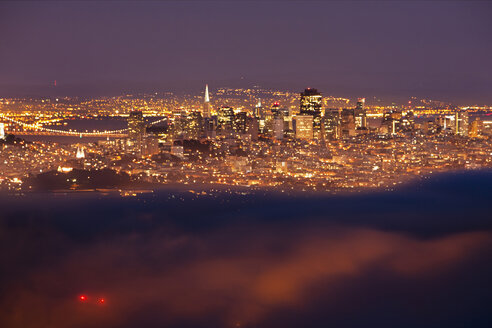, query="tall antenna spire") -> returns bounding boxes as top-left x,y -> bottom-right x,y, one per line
204,84 -> 210,103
